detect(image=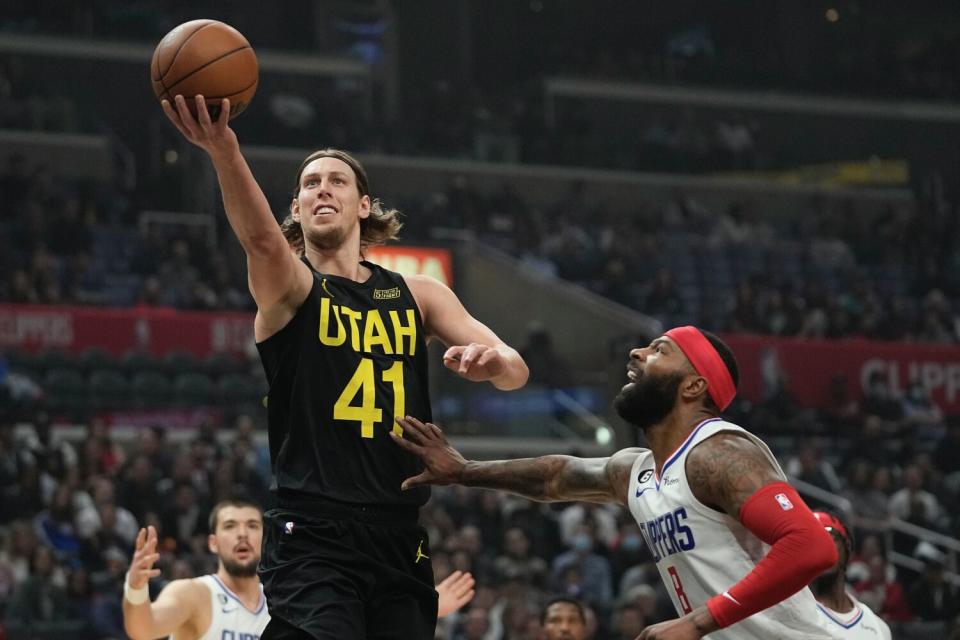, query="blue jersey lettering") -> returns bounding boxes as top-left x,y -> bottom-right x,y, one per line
644,508 -> 697,562
674,508 -> 696,551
